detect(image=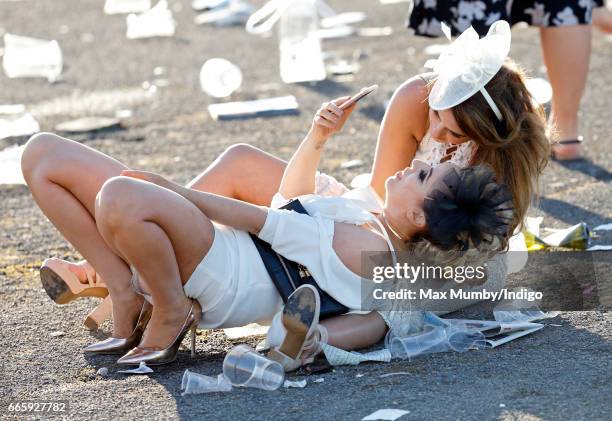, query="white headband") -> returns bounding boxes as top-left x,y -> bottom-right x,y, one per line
427,21 -> 511,122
